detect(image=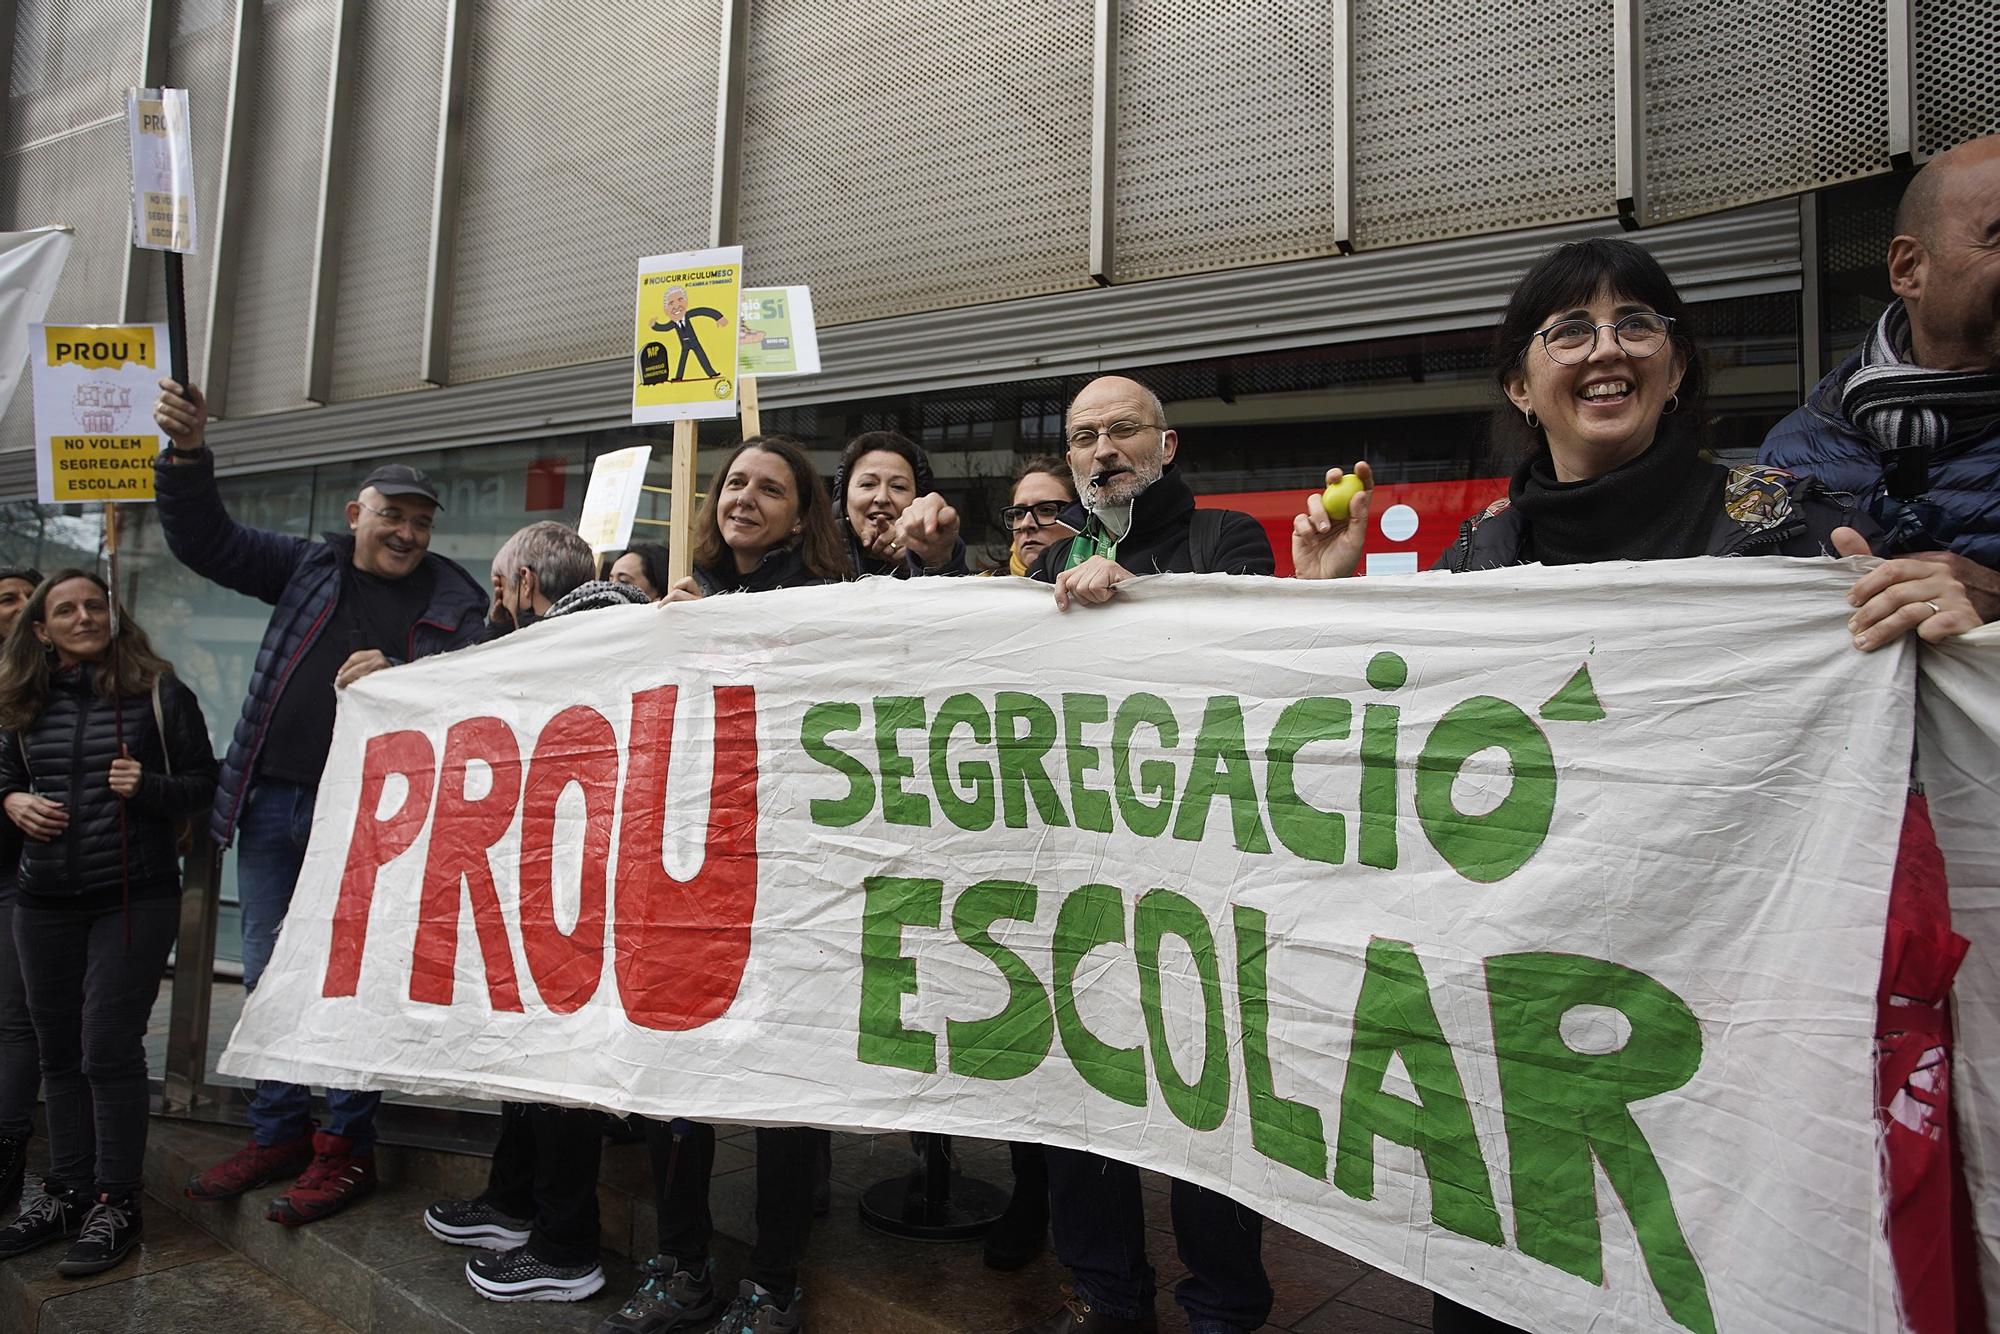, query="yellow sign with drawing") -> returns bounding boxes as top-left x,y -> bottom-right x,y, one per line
632,245 -> 742,424
28,324 -> 165,503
